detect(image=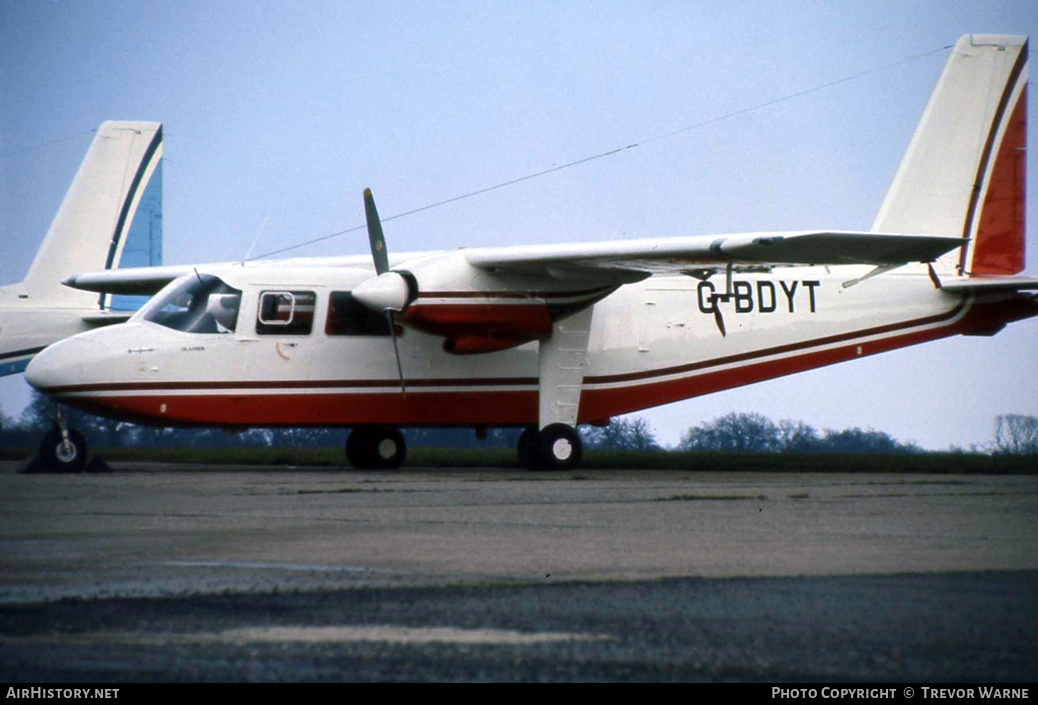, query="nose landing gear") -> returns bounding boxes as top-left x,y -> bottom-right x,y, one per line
38,425 -> 88,473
